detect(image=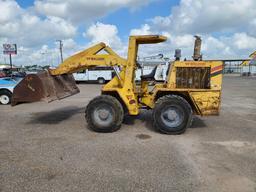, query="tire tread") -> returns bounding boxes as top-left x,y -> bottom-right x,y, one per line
153,94 -> 192,134
85,95 -> 124,132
